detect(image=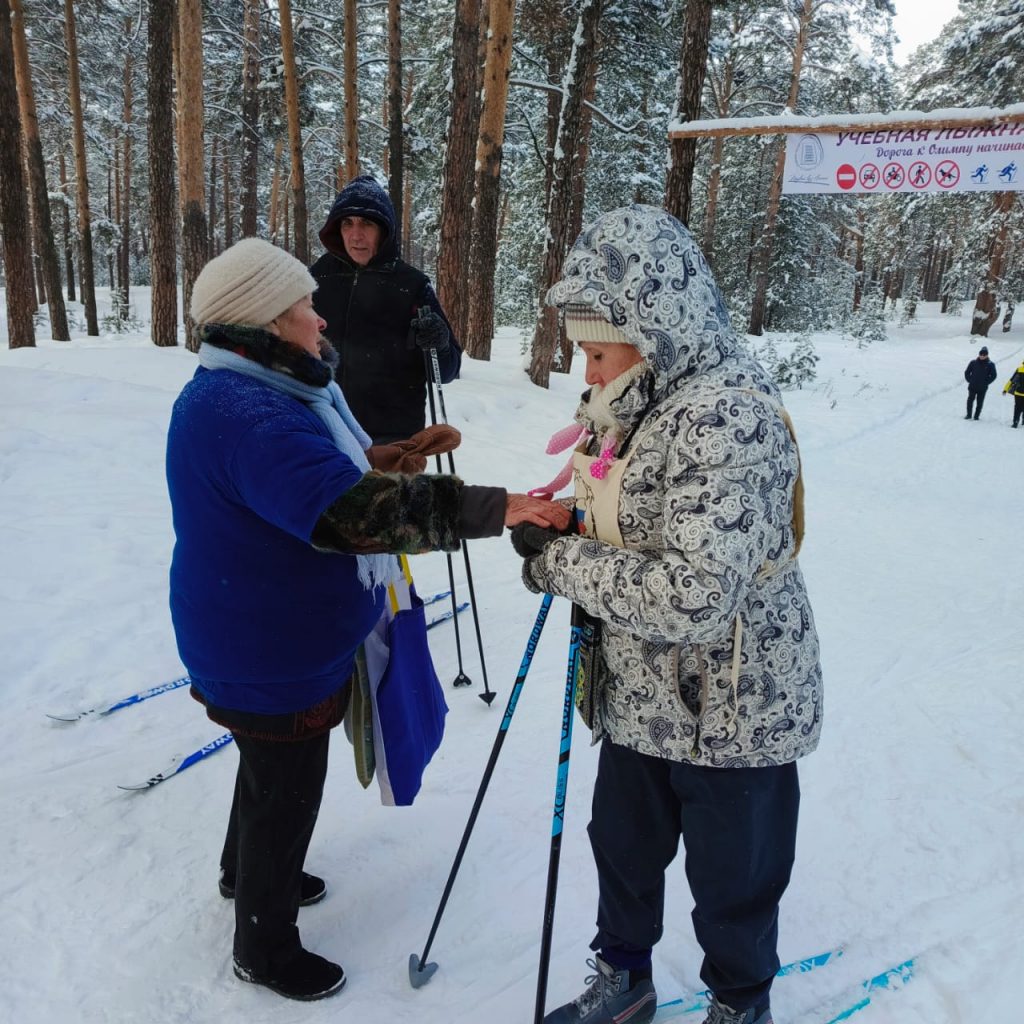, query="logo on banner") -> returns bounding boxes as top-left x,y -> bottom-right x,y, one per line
936,160 -> 960,189
836,163 -> 857,190
999,161 -> 1018,183
909,162 -> 931,189
859,163 -> 880,189
883,163 -> 905,189
794,134 -> 824,169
